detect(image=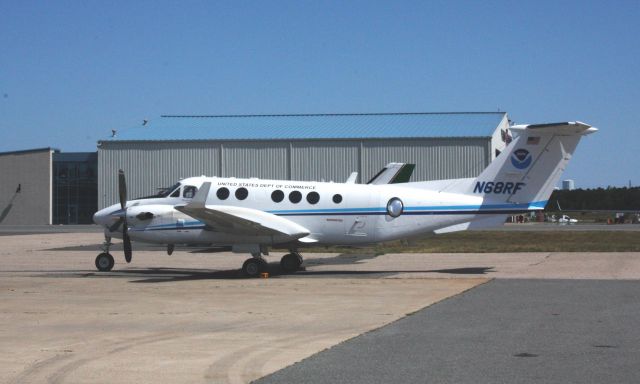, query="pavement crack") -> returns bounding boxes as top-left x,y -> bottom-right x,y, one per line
529,252 -> 553,267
